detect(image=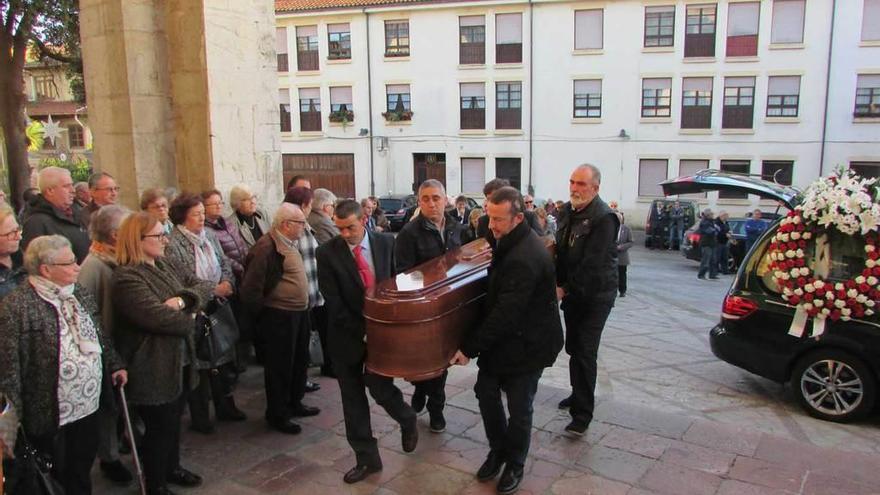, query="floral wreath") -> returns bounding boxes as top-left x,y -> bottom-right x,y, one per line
766,170 -> 880,337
